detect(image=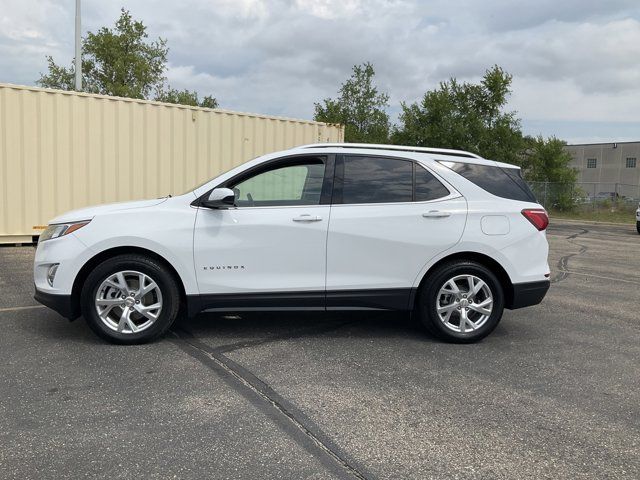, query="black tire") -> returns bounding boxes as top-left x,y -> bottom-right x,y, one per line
417,260 -> 505,343
81,254 -> 181,344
